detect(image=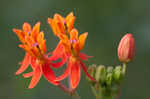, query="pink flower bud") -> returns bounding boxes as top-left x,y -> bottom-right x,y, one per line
118,33 -> 136,63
